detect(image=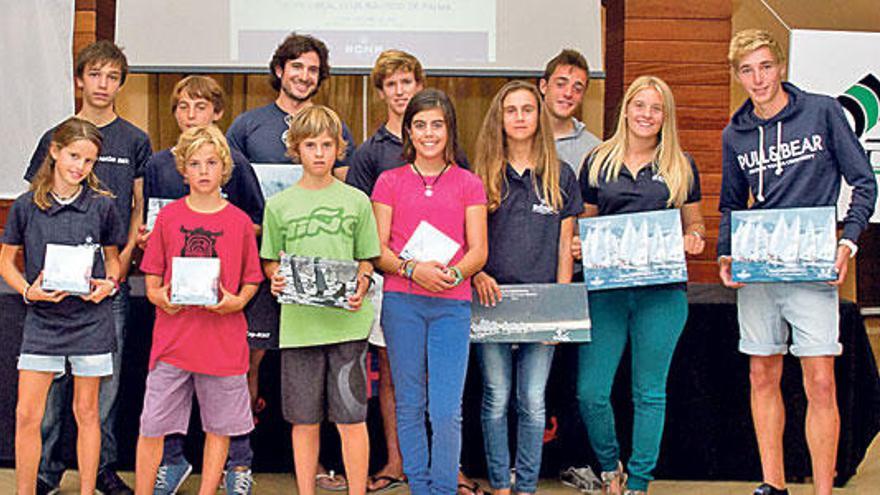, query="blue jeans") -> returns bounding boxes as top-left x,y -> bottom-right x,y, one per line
381,292 -> 471,495
576,288 -> 687,492
475,343 -> 555,494
39,284 -> 129,485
